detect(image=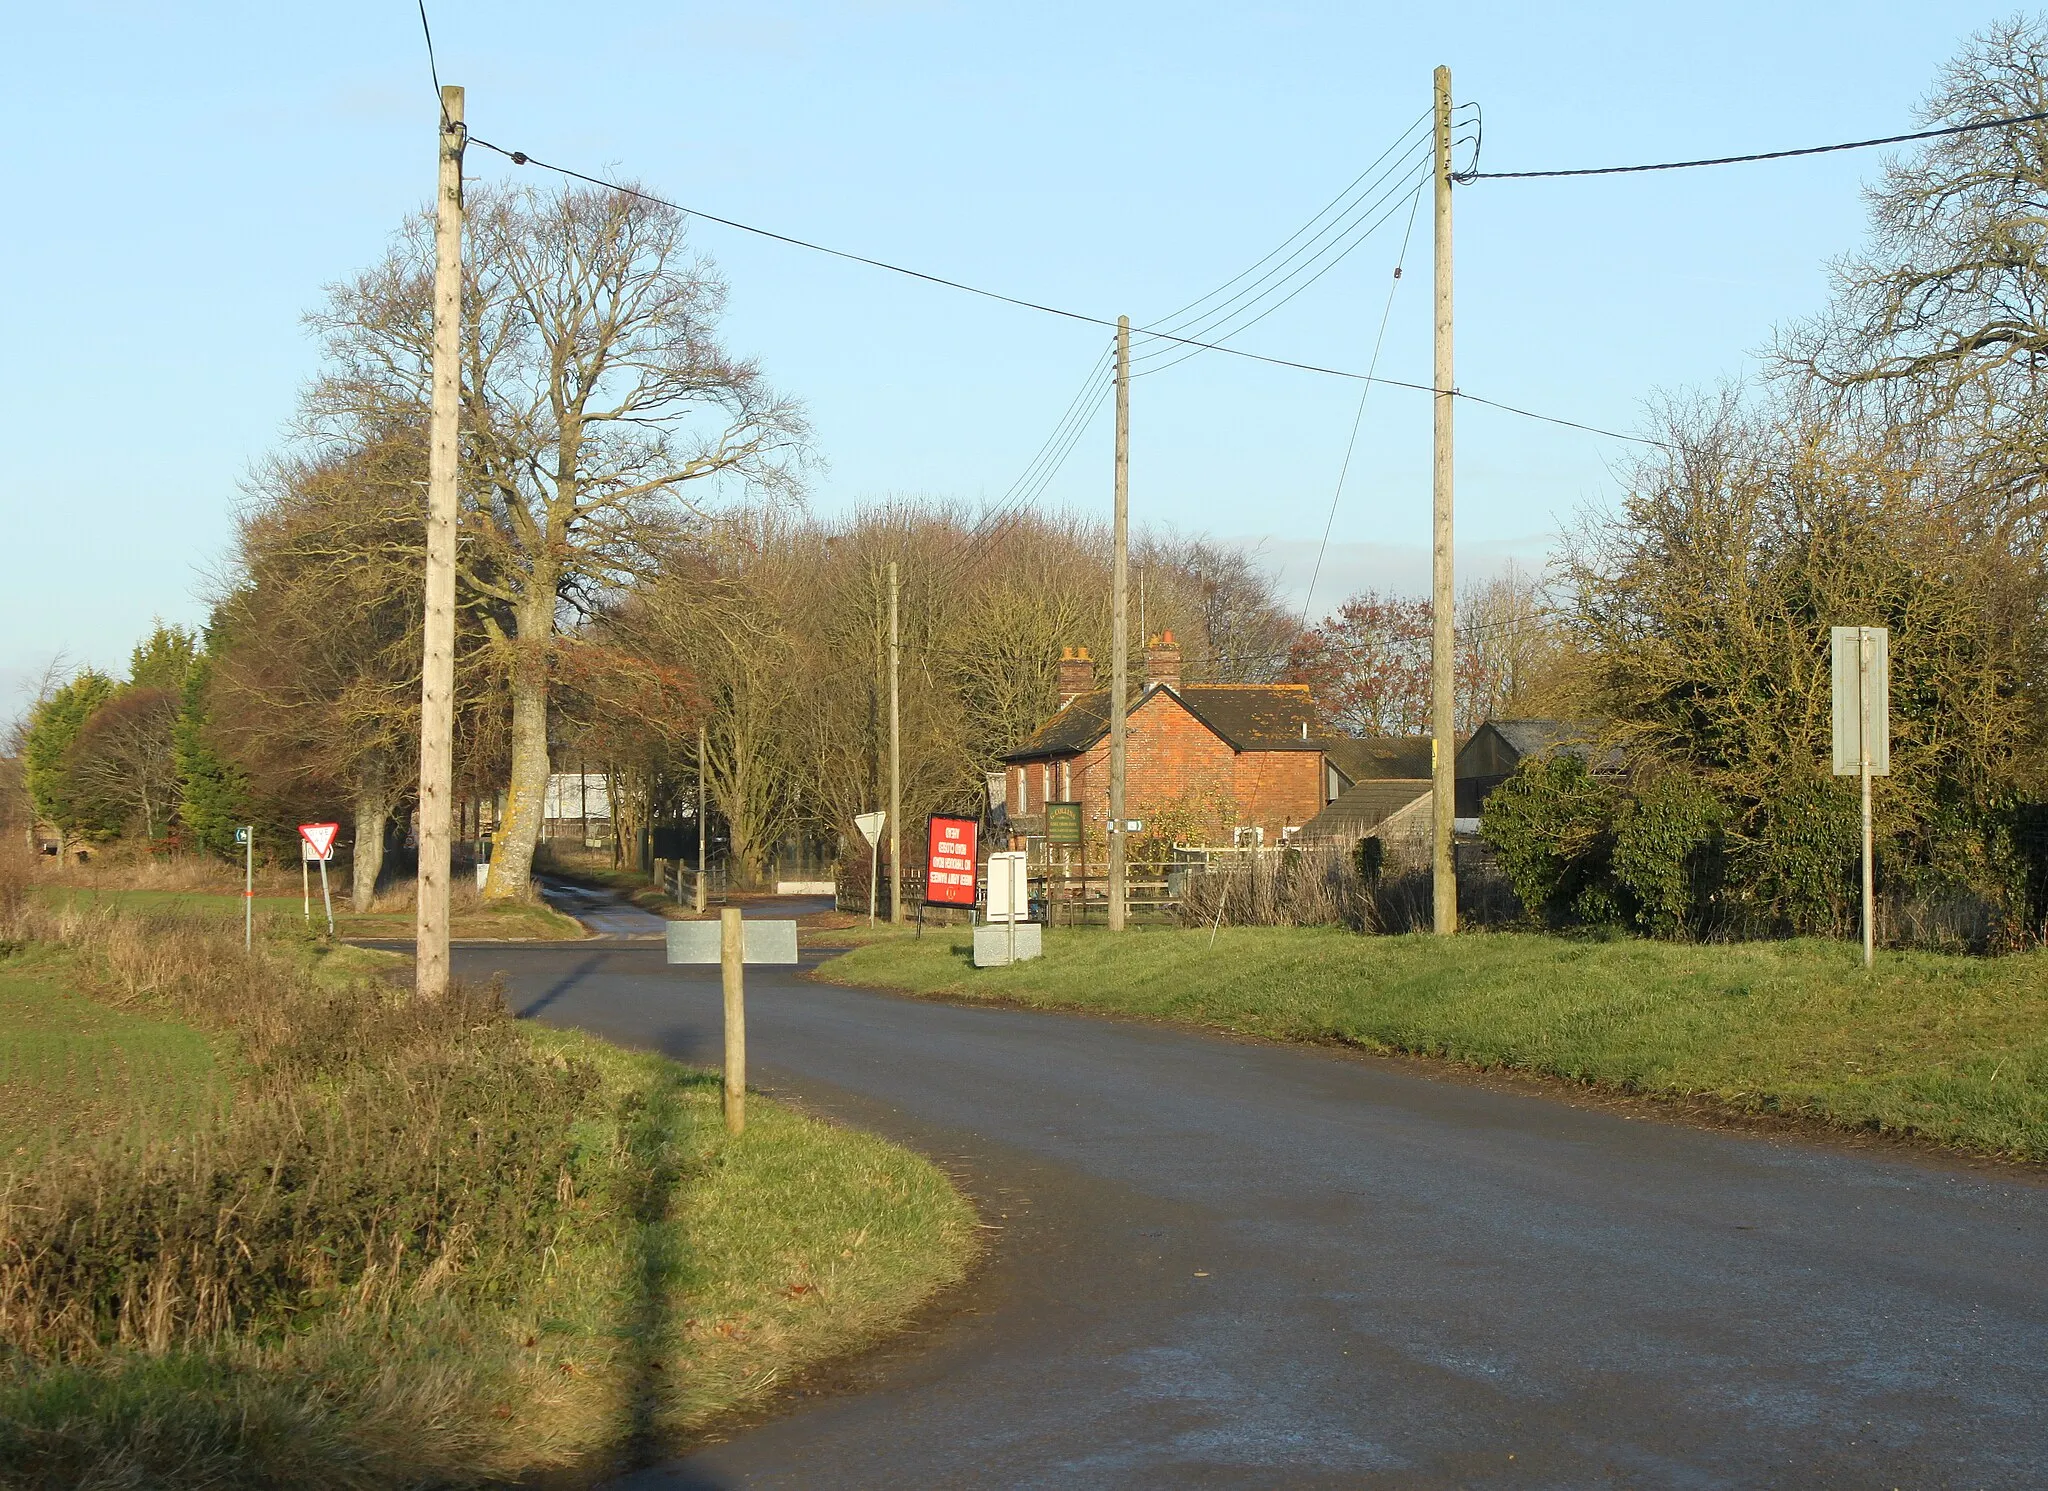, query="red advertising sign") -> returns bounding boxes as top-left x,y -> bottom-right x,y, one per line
924,814 -> 980,907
